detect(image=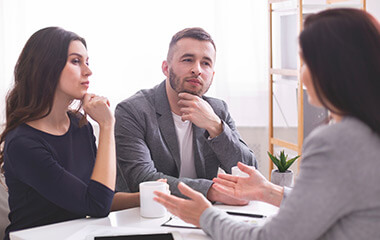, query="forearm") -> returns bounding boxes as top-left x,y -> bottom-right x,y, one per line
207,121 -> 256,170
91,123 -> 116,190
111,192 -> 140,211
200,207 -> 260,240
